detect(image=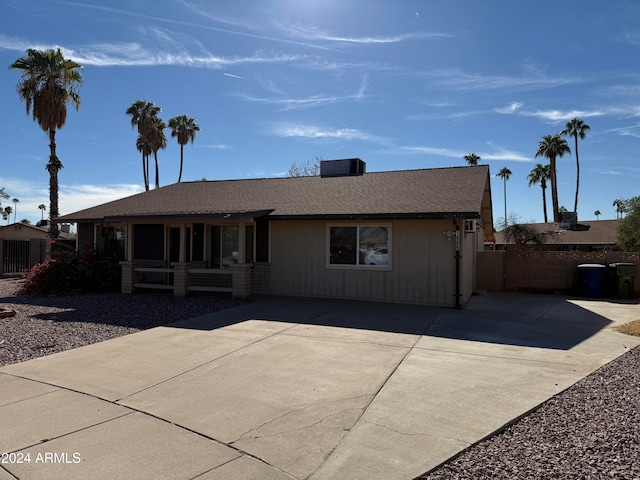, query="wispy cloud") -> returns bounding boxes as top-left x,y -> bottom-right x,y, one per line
238,77 -> 370,111
590,169 -> 621,176
616,29 -> 640,45
606,124 -> 640,138
494,102 -> 523,114
200,143 -> 231,150
420,67 -> 576,92
494,102 -> 606,122
522,109 -> 605,122
223,72 -> 247,79
0,34 -> 305,69
270,124 -> 392,145
53,0 -> 336,51
274,22 -> 452,44
237,93 -> 339,111
393,145 -> 529,162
